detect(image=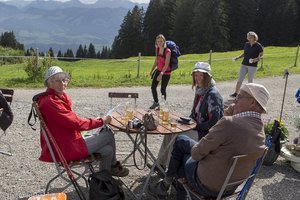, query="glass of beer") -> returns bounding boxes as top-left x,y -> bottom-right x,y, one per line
162,108 -> 169,125
126,108 -> 134,120
170,120 -> 177,130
